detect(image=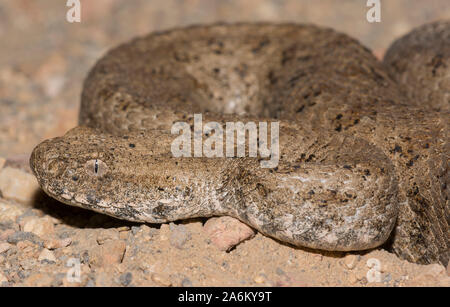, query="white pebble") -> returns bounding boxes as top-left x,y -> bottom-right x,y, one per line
38,249 -> 56,262
0,167 -> 40,205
